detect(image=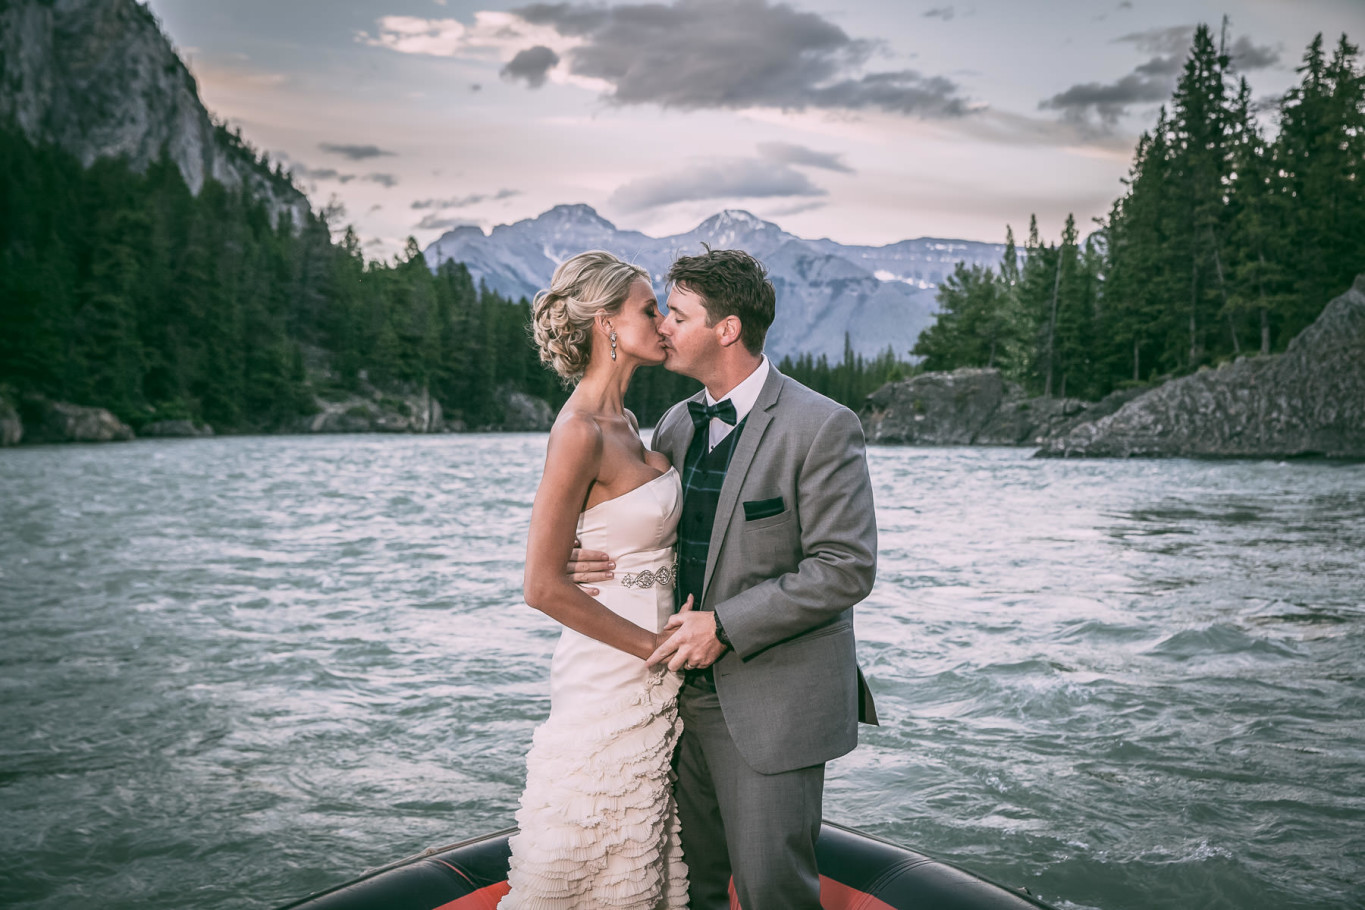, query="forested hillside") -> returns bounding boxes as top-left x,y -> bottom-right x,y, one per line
913,28 -> 1365,401
0,127 -> 576,431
